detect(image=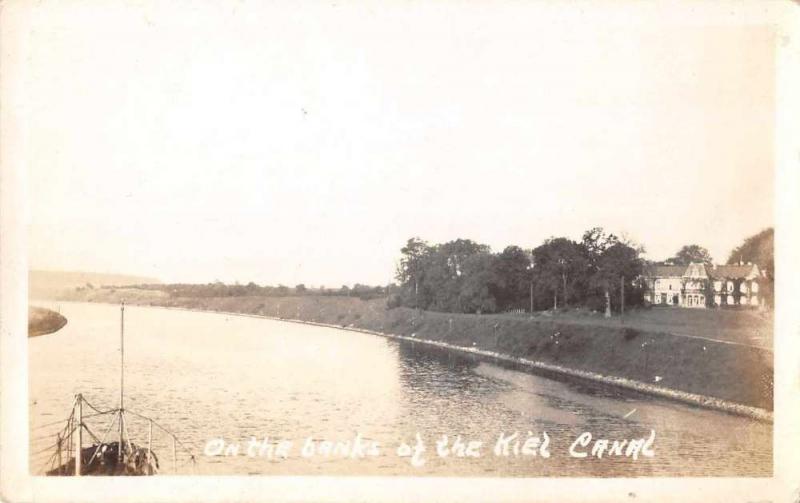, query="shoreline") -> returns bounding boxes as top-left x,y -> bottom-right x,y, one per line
229,311 -> 774,424
28,306 -> 68,337
74,300 -> 772,423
